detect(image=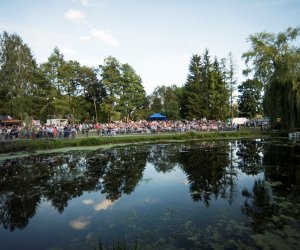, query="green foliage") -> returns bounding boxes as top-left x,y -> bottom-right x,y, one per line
99,56 -> 122,122
0,31 -> 39,119
40,47 -> 64,95
182,50 -> 230,120
148,85 -> 181,120
238,79 -> 263,118
0,33 -> 146,123
243,27 -> 300,129
118,63 -> 146,121
2,27 -> 299,128
99,57 -> 147,122
226,52 -> 237,123
40,49 -> 105,122
183,54 -> 204,119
